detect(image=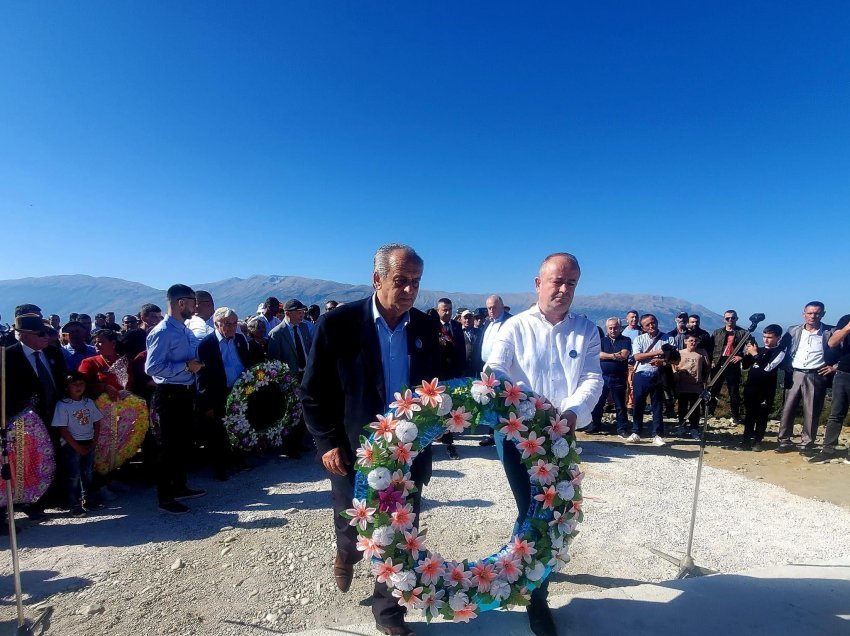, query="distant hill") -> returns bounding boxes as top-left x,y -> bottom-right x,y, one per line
0,274 -> 724,331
